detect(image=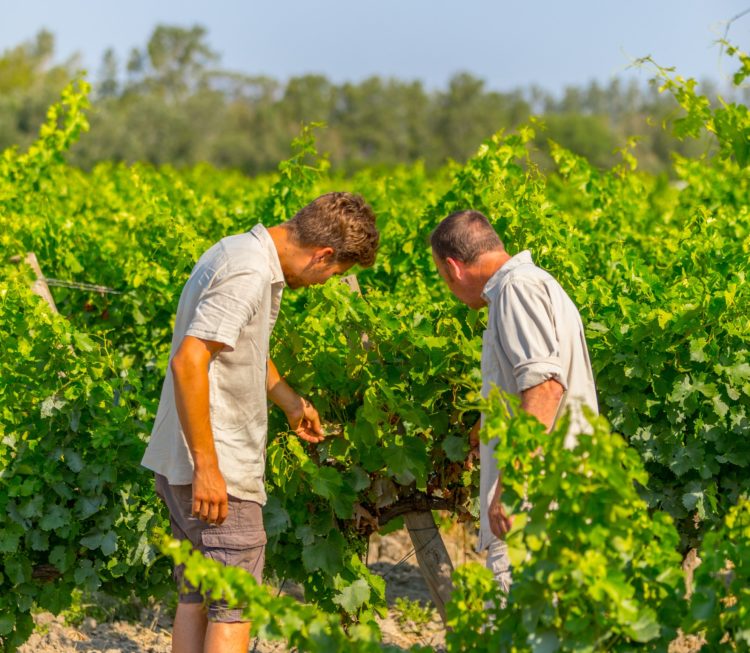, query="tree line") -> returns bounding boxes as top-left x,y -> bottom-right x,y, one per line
0,25 -> 733,174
